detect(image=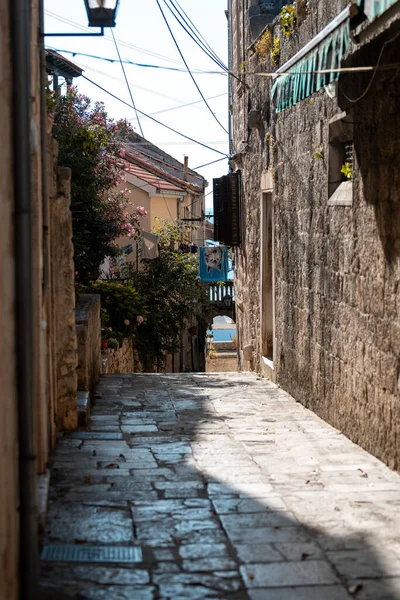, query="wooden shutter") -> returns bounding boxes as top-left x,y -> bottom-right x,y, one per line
213,171 -> 241,246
